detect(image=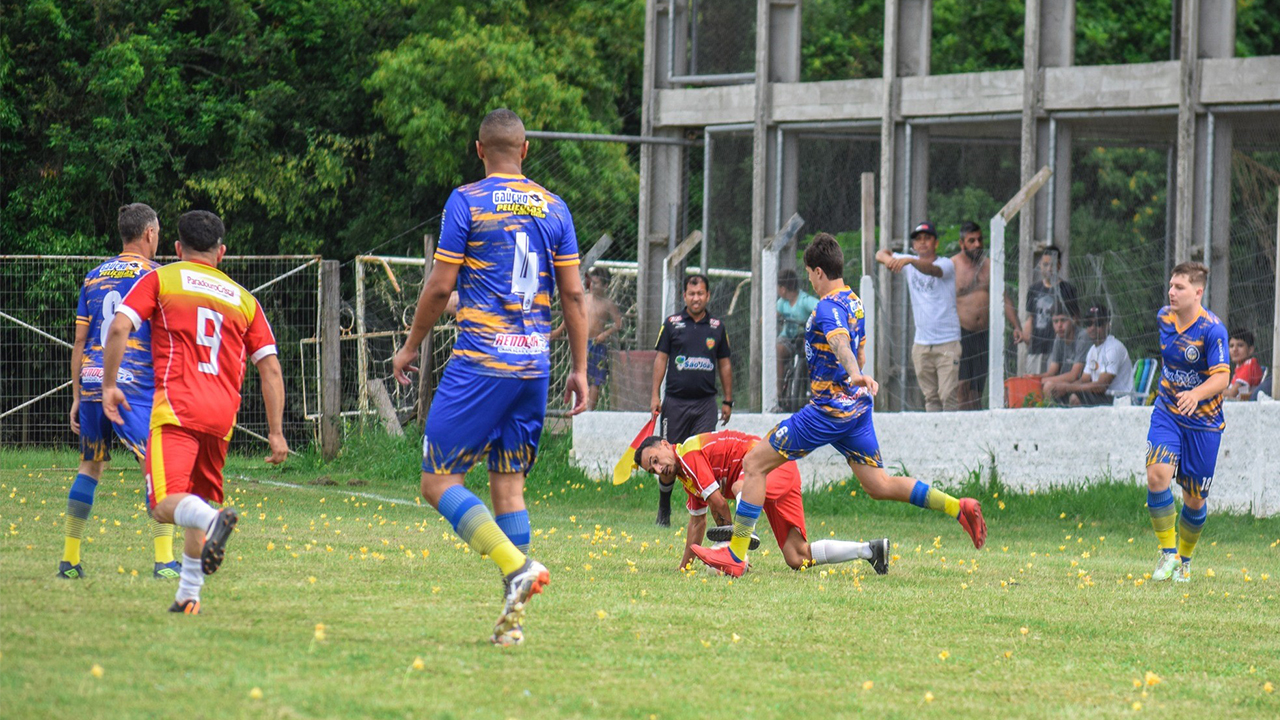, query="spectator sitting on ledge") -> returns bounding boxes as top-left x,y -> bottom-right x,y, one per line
1224,328 -> 1264,401
1036,302 -> 1090,391
1042,304 -> 1133,406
